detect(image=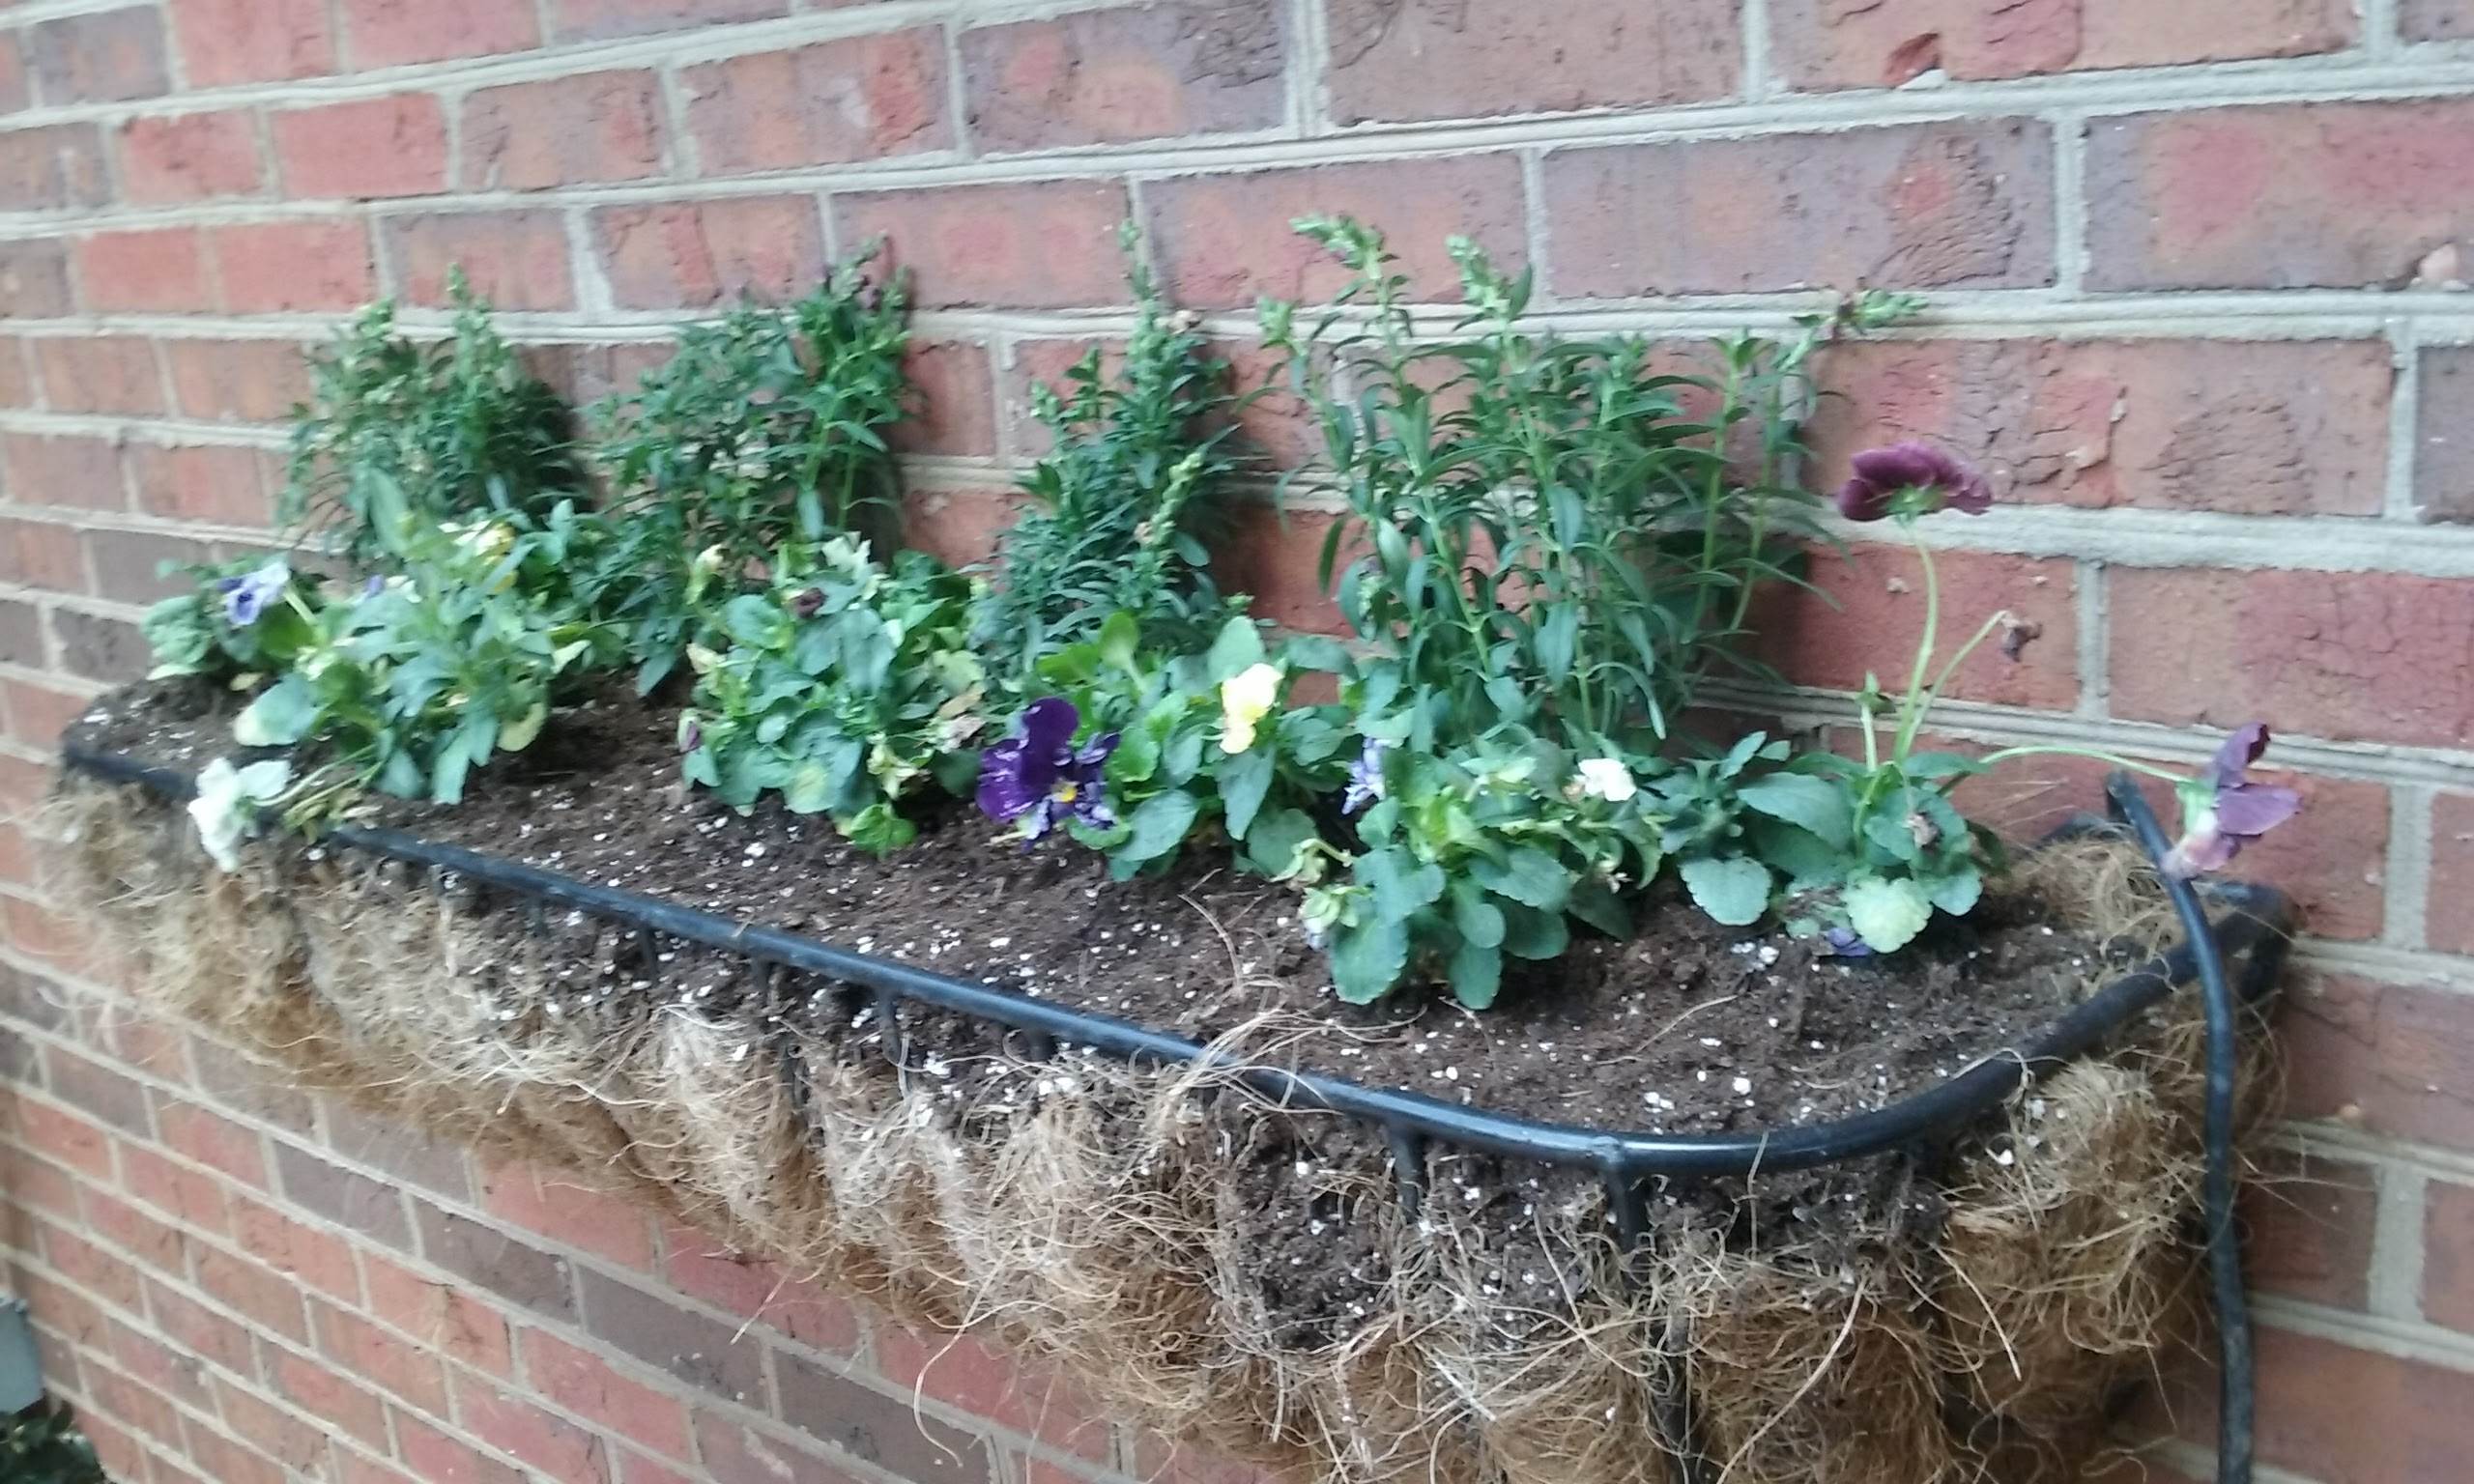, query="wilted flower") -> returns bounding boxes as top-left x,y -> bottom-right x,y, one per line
1342,738 -> 1389,814
1835,442 -> 1993,522
2163,722 -> 2301,879
789,586 -> 826,619
188,757 -> 291,872
1219,663 -> 1283,754
977,698 -> 1119,840
1821,926 -> 1875,957
1575,757 -> 1637,803
216,560 -> 291,628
